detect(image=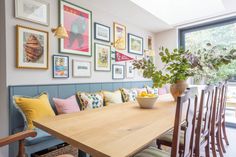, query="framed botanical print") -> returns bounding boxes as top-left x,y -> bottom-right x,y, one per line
15,0 -> 50,26
113,22 -> 126,50
128,33 -> 143,55
53,55 -> 69,78
59,0 -> 92,56
126,61 -> 134,78
94,22 -> 110,42
16,25 -> 49,69
94,43 -> 111,71
112,64 -> 124,80
72,60 -> 91,77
